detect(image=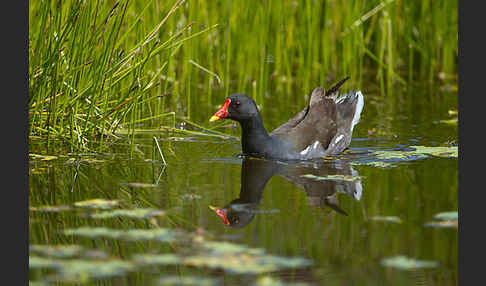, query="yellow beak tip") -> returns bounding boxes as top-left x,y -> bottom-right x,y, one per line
209,116 -> 220,122
208,205 -> 219,210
